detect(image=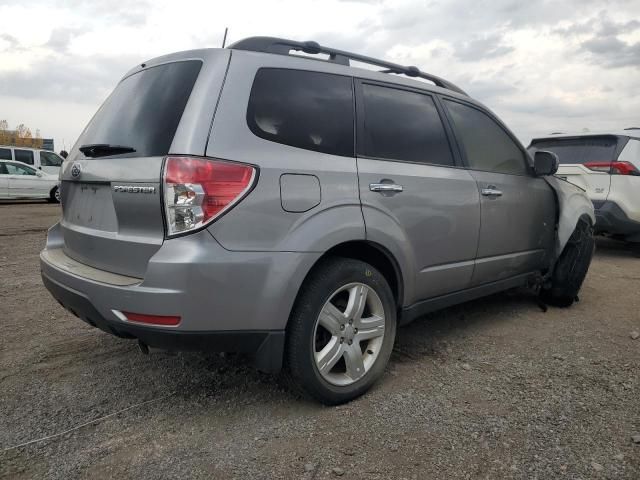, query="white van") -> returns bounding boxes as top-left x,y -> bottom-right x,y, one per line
0,145 -> 64,175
